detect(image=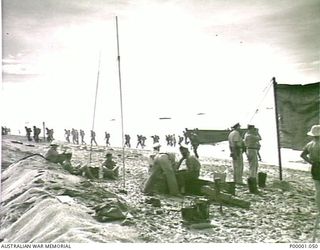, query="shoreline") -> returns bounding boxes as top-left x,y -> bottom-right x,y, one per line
1,133 -> 309,173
